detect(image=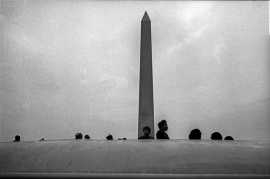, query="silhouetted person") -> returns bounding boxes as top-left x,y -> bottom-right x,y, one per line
224,136 -> 234,140
139,126 -> 154,139
85,135 -> 90,139
211,132 -> 222,140
106,134 -> 113,140
75,132 -> 83,139
189,129 -> 202,140
156,120 -> 170,139
39,138 -> 44,141
13,135 -> 20,142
